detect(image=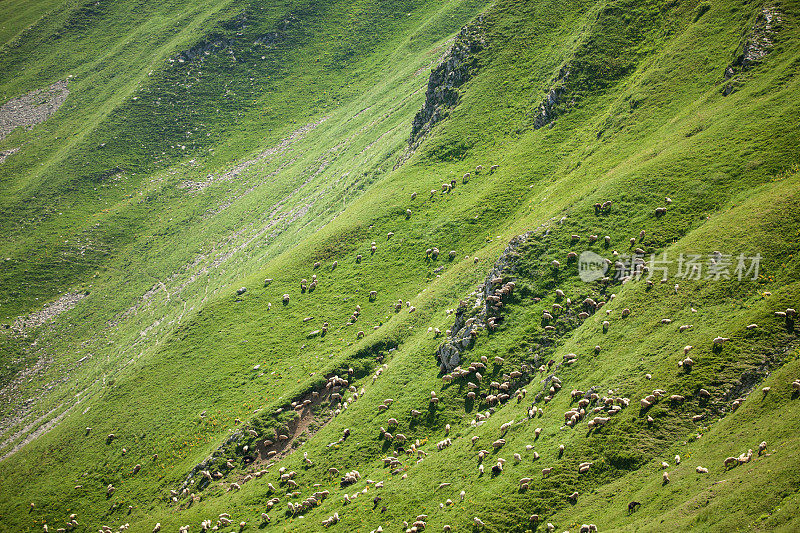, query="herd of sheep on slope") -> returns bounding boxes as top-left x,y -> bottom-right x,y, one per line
36,165 -> 799,533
